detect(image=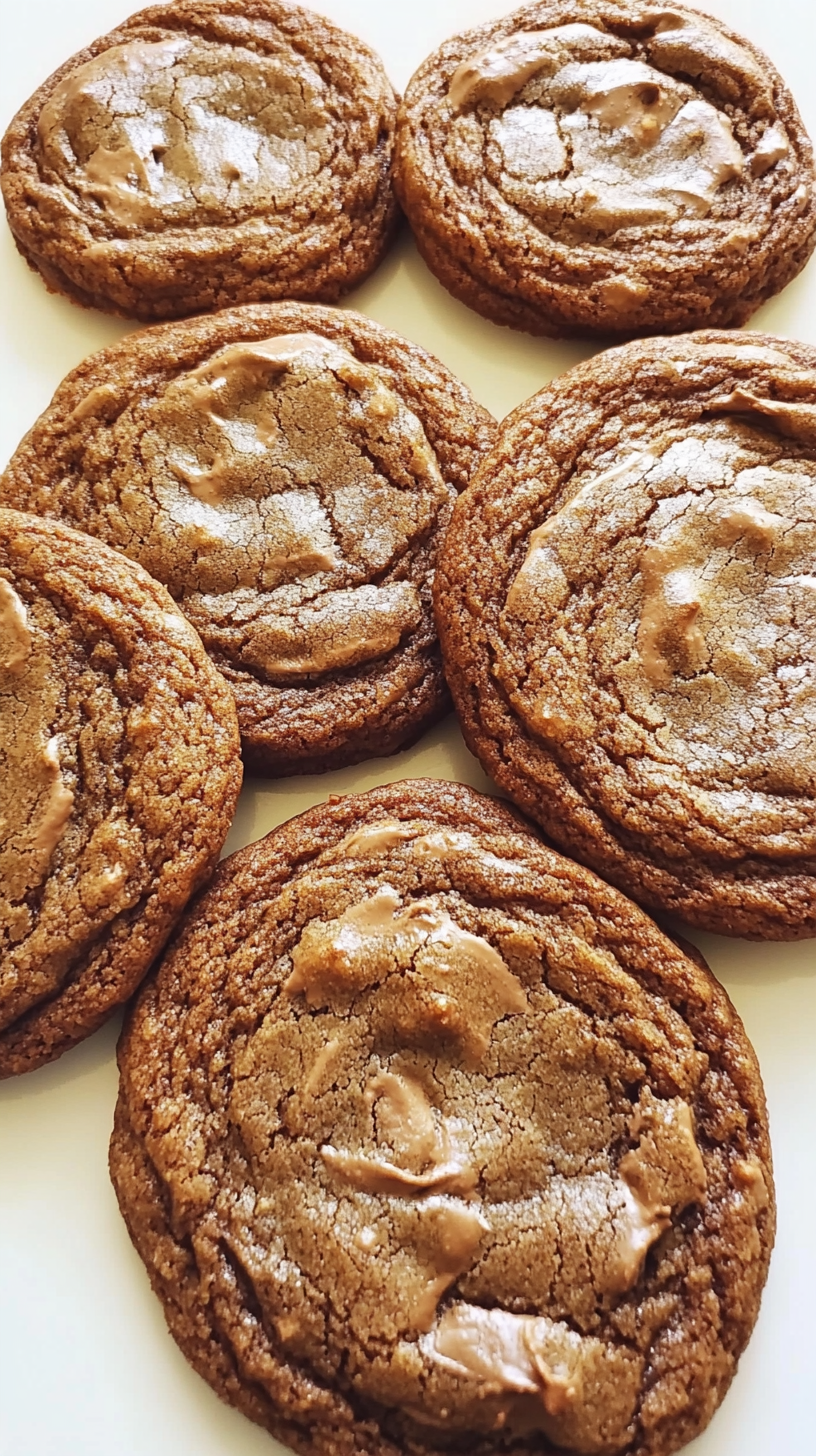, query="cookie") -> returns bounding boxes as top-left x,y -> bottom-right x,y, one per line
110,777 -> 774,1456
1,0 -> 398,320
394,1 -> 816,338
0,508 -> 242,1078
1,303 -> 495,776
435,330 -> 816,940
